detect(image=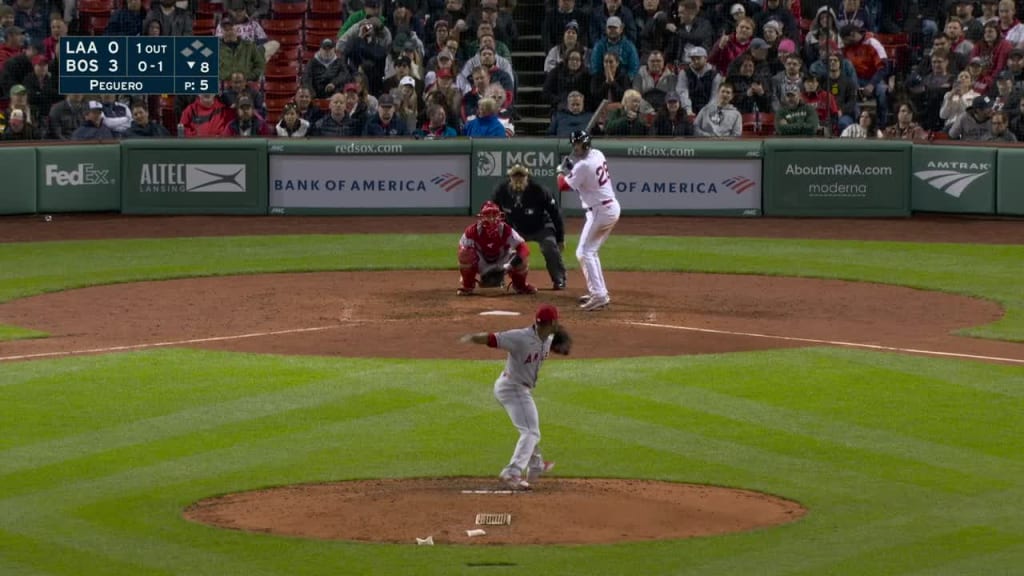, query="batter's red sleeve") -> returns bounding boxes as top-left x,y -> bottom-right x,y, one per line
557,173 -> 571,192
487,333 -> 498,347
